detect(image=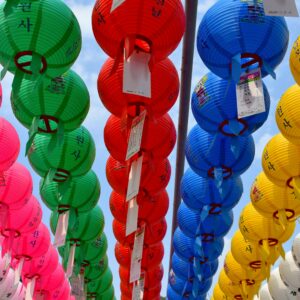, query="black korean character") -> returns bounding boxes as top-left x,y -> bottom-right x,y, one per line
72,150 -> 81,161
277,106 -> 284,118
17,3 -> 32,12
18,18 -> 33,32
283,118 -> 292,129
